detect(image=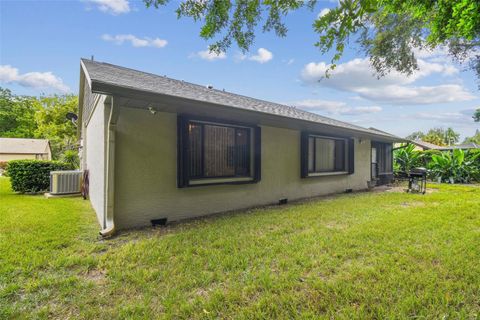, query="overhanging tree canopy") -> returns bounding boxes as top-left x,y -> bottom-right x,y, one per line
144,0 -> 480,86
